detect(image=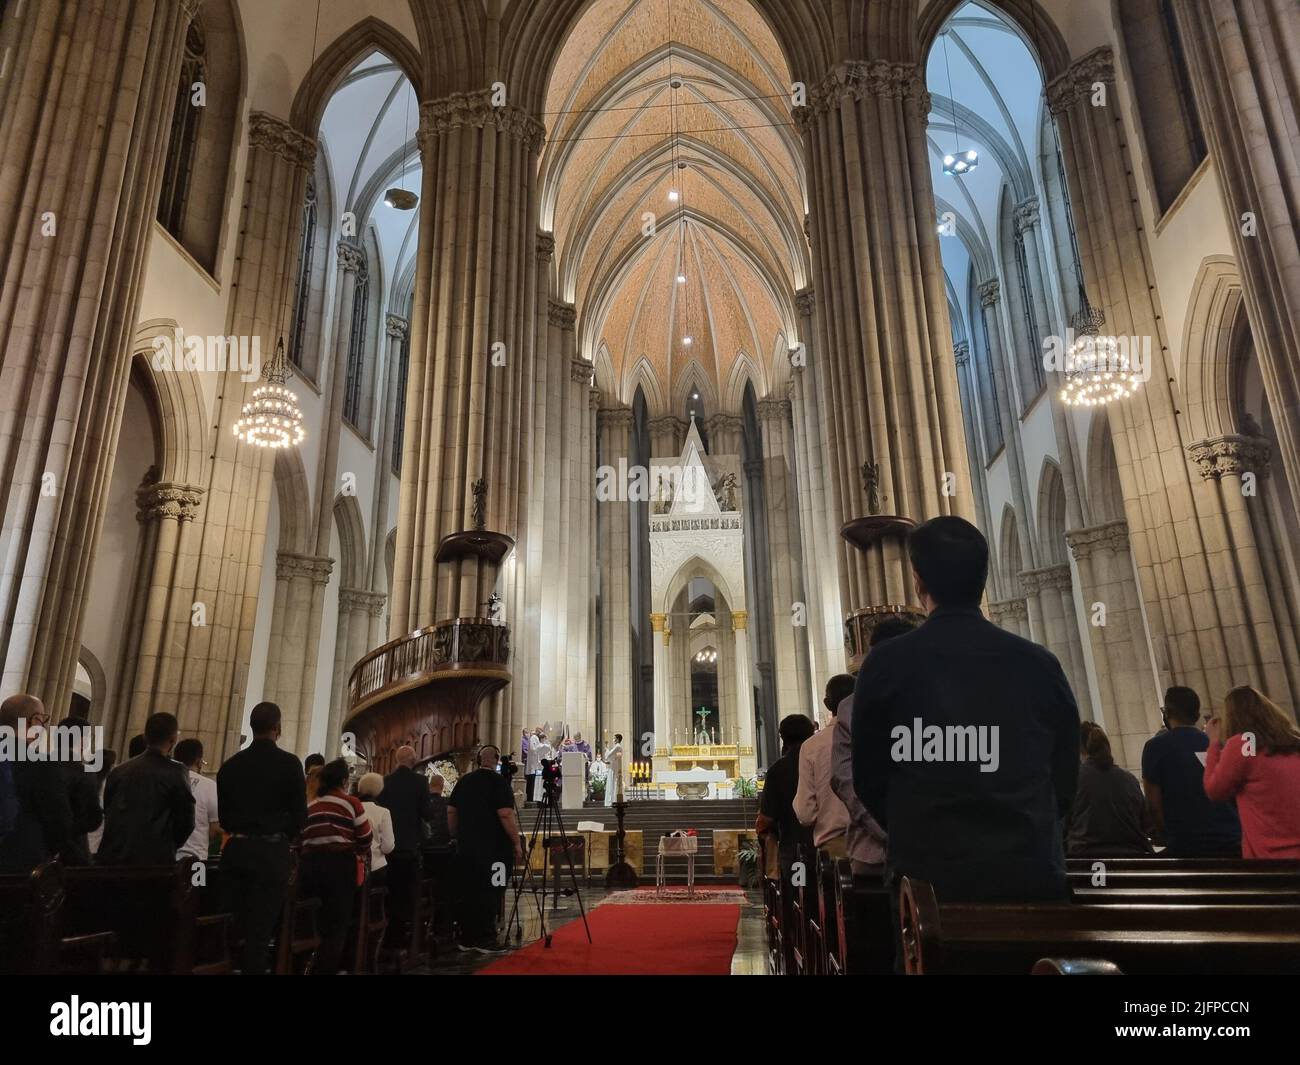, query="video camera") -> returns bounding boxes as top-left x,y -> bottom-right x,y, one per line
539,757 -> 563,794
499,753 -> 518,782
